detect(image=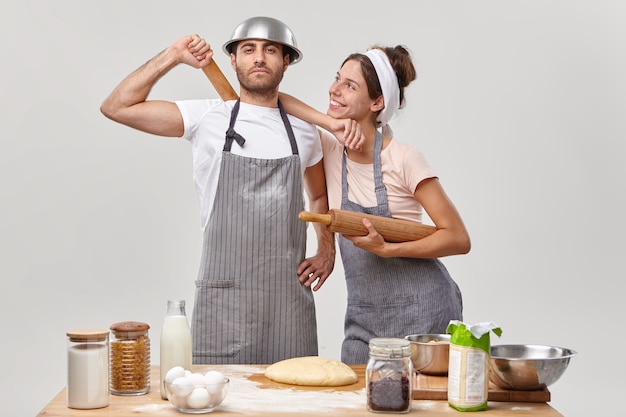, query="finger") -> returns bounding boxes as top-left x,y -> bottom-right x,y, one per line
198,42 -> 212,55
342,234 -> 357,243
298,268 -> 315,284
362,219 -> 381,238
187,34 -> 201,49
195,48 -> 213,62
296,260 -> 312,275
189,37 -> 209,55
345,133 -> 356,148
343,122 -> 355,142
344,120 -> 356,141
301,271 -> 318,287
192,44 -> 208,58
311,274 -> 329,291
355,132 -> 366,151
311,278 -> 322,291
345,122 -> 362,149
346,136 -> 362,151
